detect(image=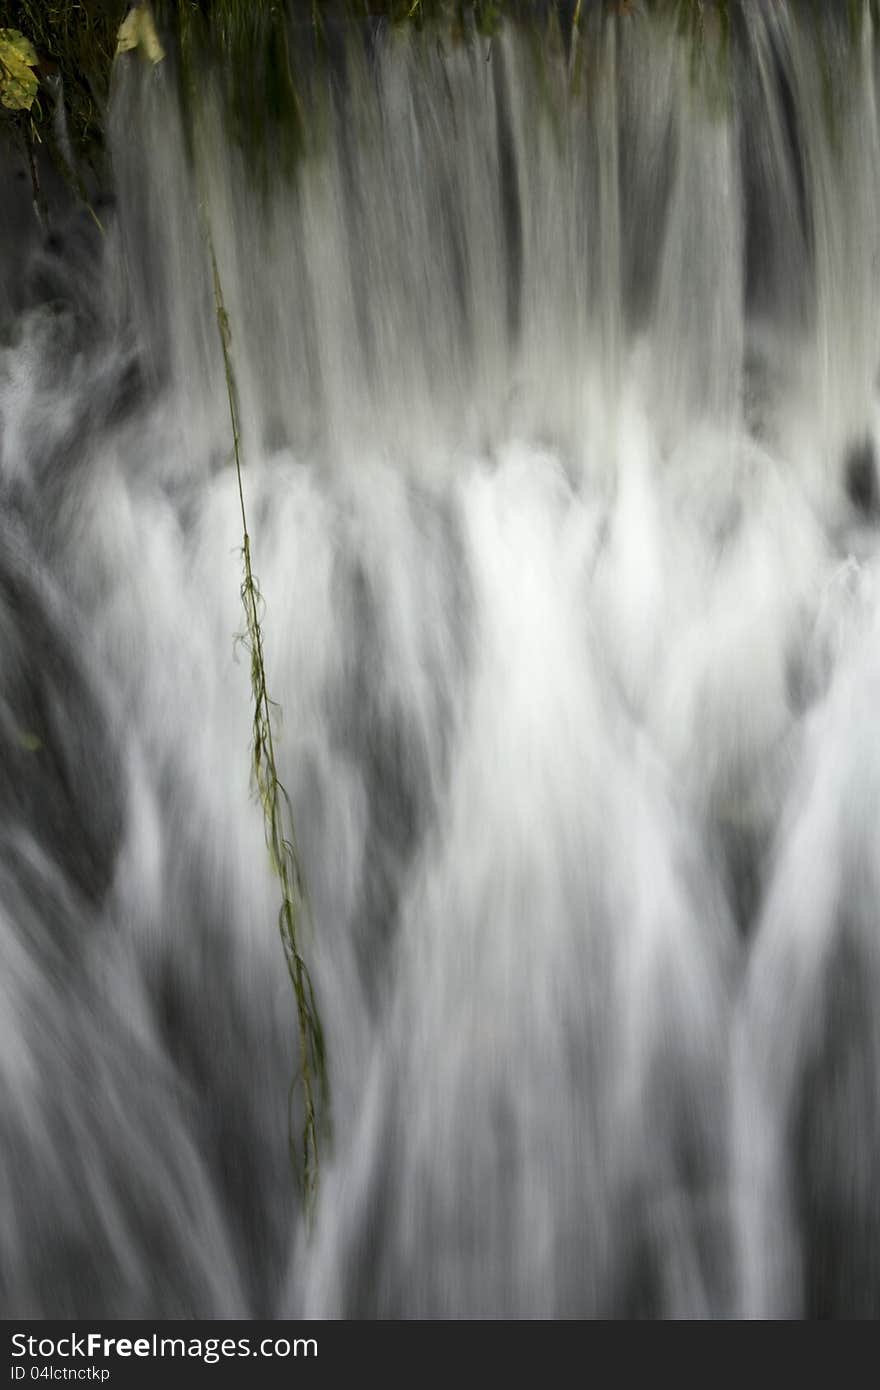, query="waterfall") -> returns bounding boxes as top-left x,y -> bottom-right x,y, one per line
2,3 -> 880,1318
